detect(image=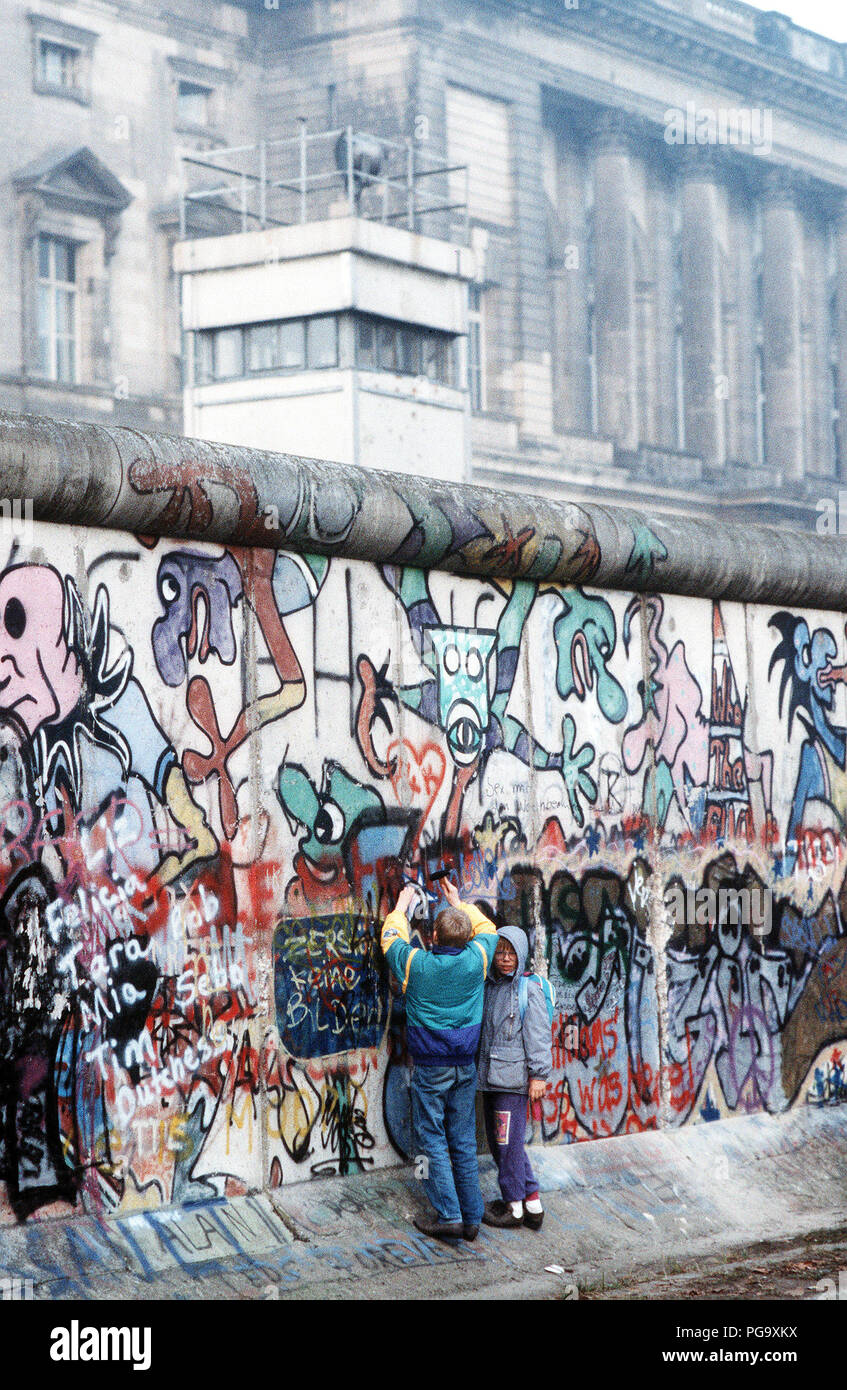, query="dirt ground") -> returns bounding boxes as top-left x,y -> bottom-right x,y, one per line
581,1226 -> 847,1300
